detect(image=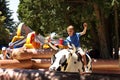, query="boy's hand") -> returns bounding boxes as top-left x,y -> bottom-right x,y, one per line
80,22 -> 87,35
83,23 -> 87,28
